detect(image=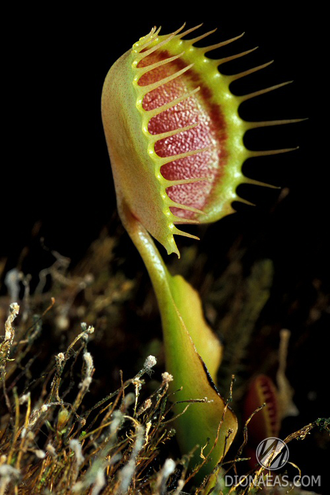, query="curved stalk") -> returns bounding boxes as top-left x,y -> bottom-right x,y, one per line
120,200 -> 238,476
